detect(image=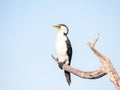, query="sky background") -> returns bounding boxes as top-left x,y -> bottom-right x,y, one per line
0,0 -> 120,90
